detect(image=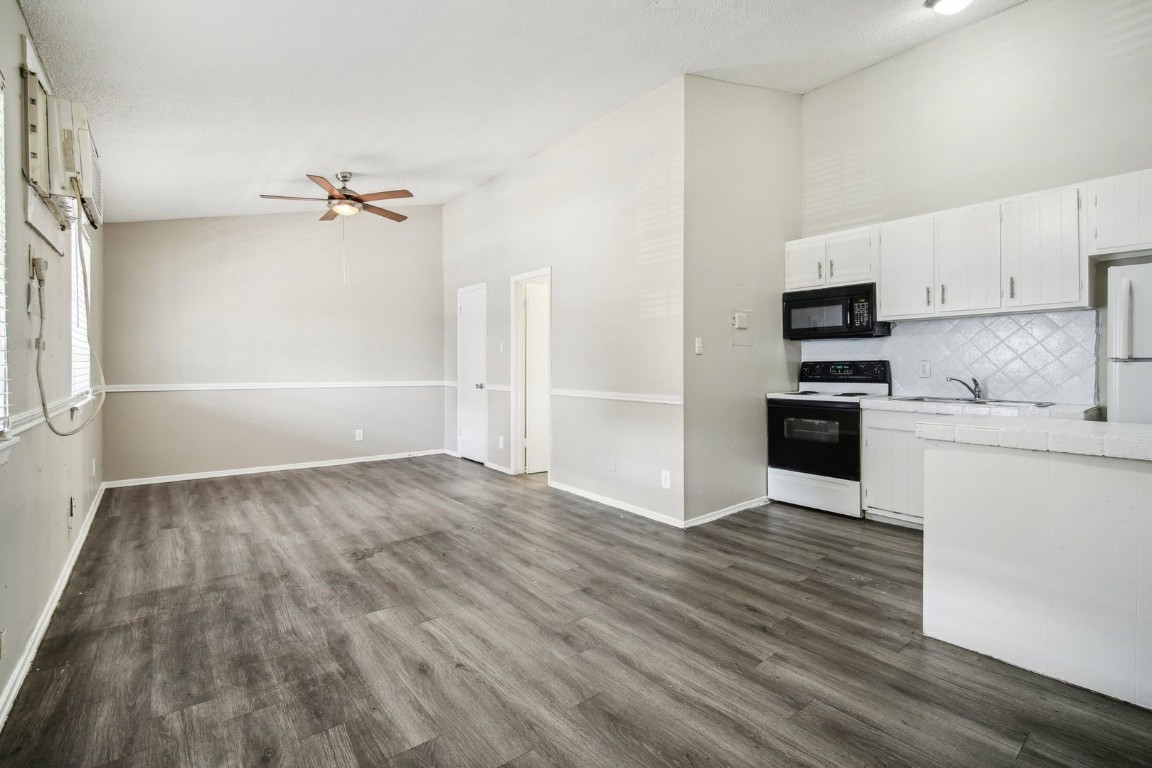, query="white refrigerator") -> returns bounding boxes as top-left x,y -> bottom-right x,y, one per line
1108,263 -> 1152,423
